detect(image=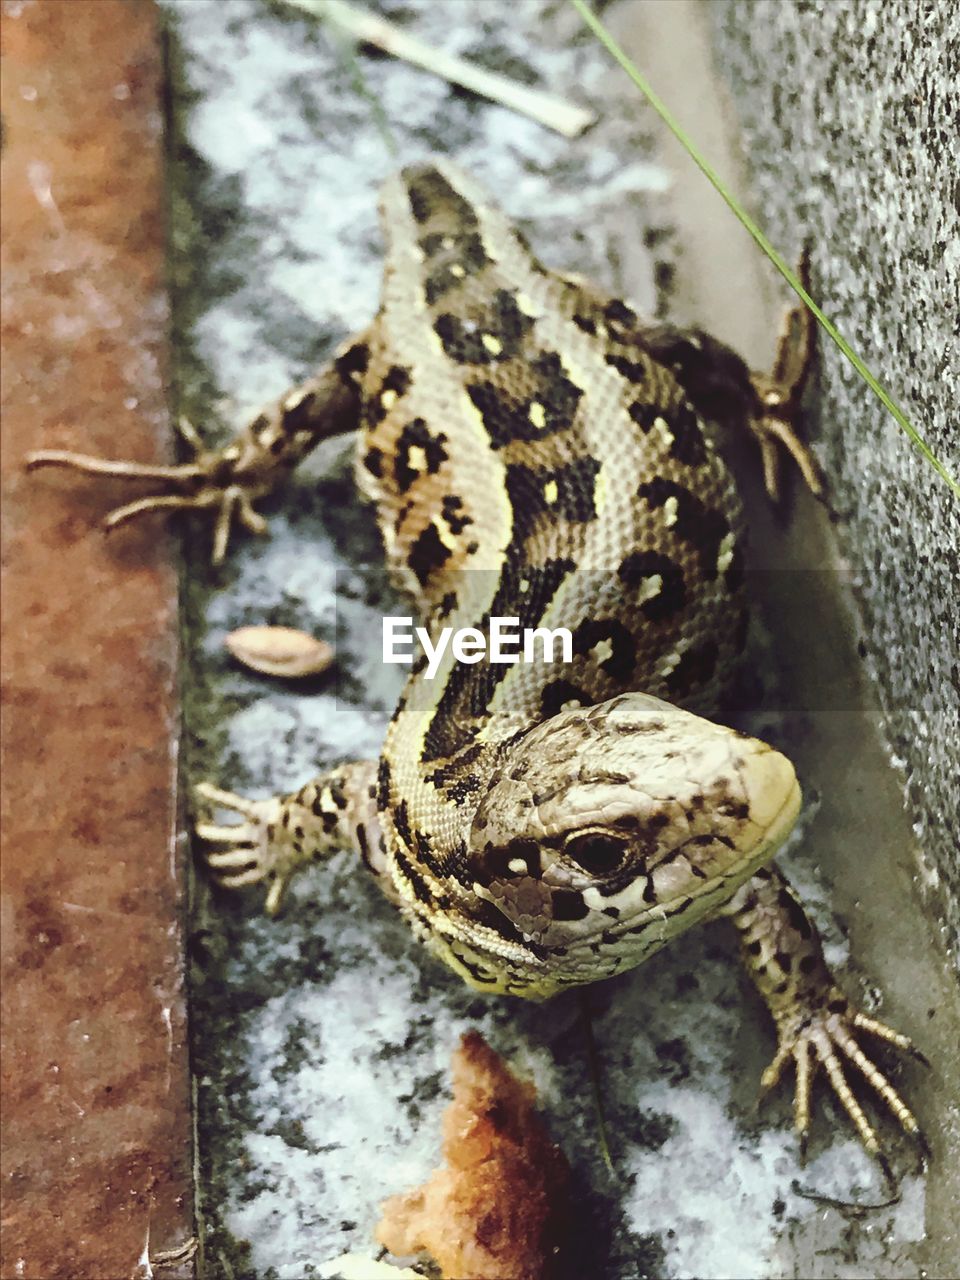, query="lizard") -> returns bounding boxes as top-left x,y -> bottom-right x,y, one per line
26,161 -> 926,1175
